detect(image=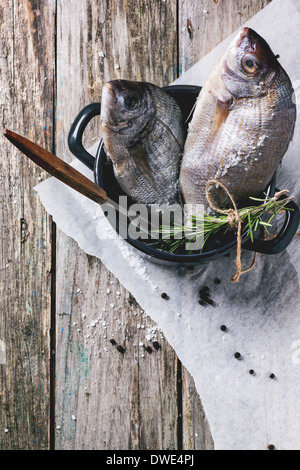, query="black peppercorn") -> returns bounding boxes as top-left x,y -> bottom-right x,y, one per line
116,345 -> 125,354
234,352 -> 241,359
268,444 -> 275,450
220,325 -> 227,332
109,339 -> 116,345
214,278 -> 221,285
270,373 -> 275,379
199,286 -> 209,296
161,292 -> 168,299
152,341 -> 161,350
249,369 -> 255,375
